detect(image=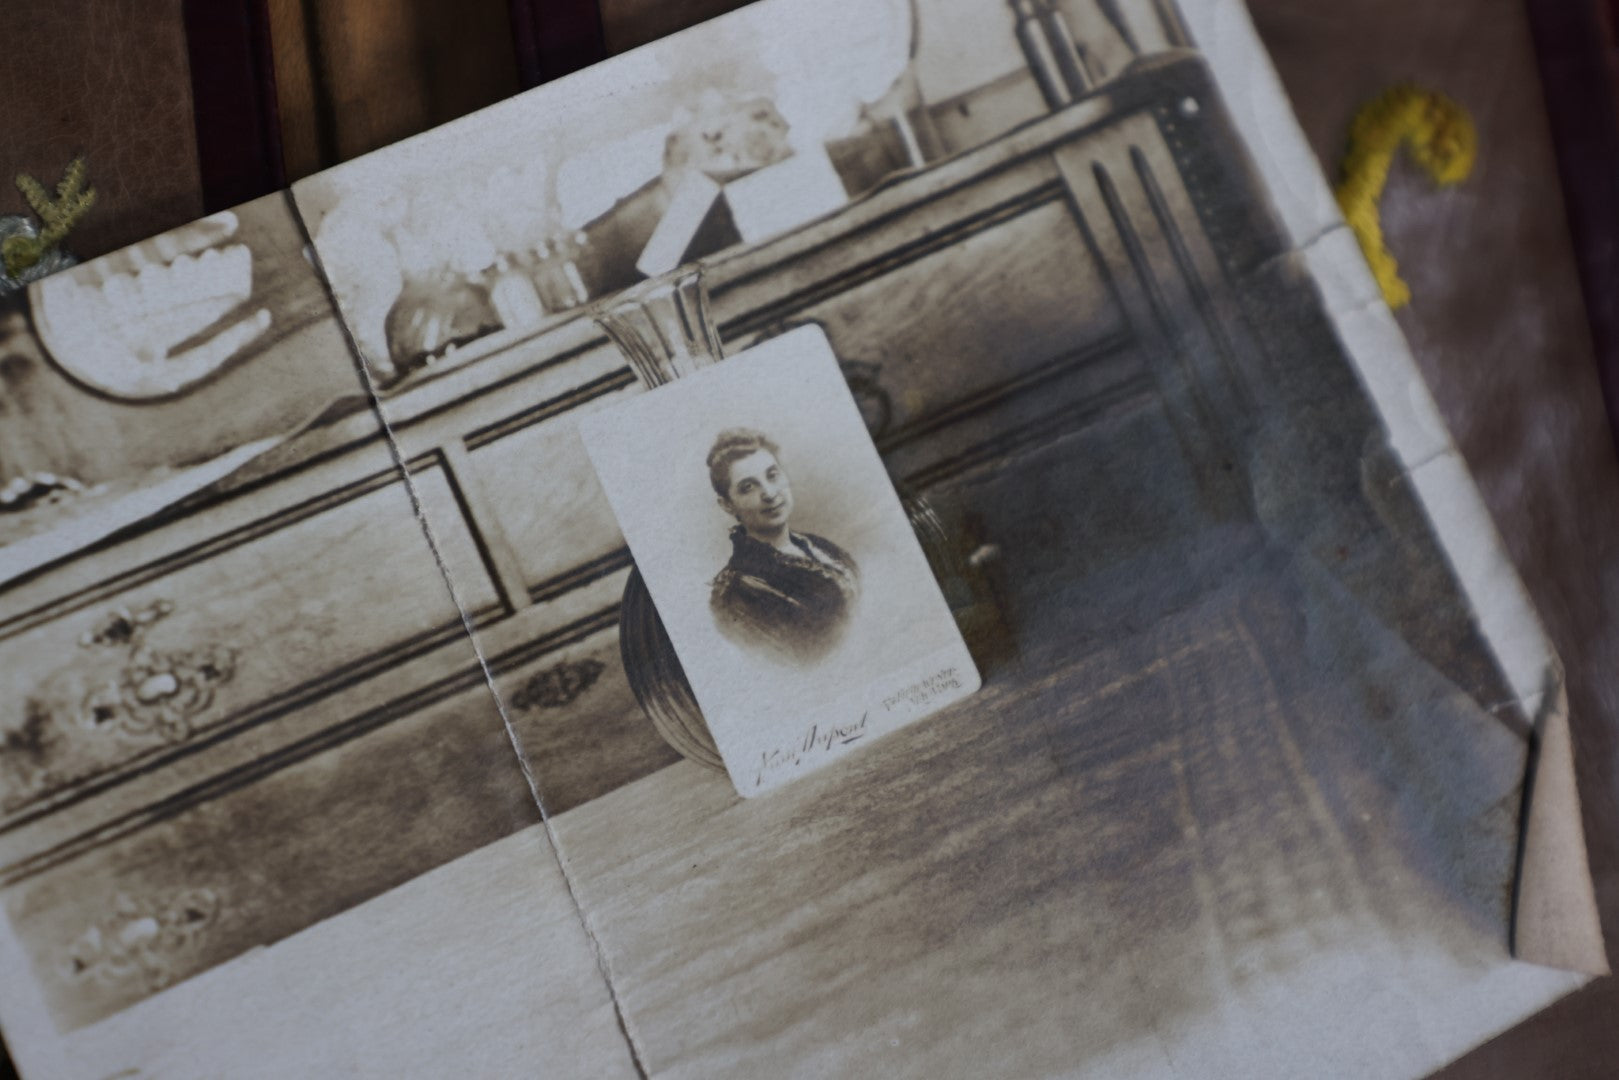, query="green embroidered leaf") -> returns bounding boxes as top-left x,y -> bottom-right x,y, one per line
9,157 -> 97,271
